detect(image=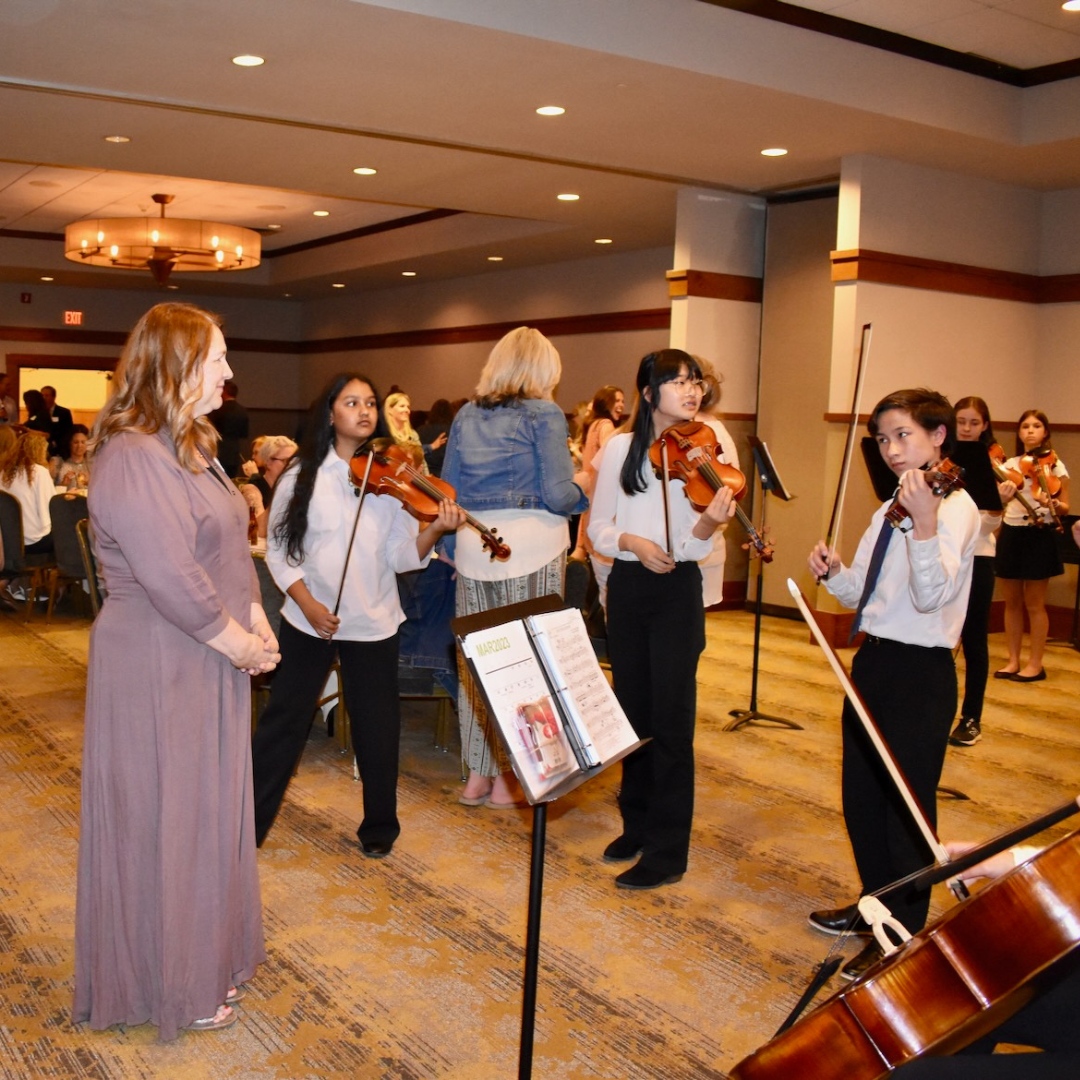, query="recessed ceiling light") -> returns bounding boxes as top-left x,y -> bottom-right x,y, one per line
232,54 -> 265,67
1064,1 -> 1080,11
283,293 -> 292,298
167,284 -> 180,290
557,193 -> 580,202
353,167 -> 377,175
595,238 -> 613,245
487,256 -> 504,262
332,283 -> 345,288
536,106 -> 565,116
313,210 -> 330,217
402,271 -> 417,277
40,276 -> 54,282
103,134 -> 130,144
265,224 -> 282,231
761,147 -> 788,157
